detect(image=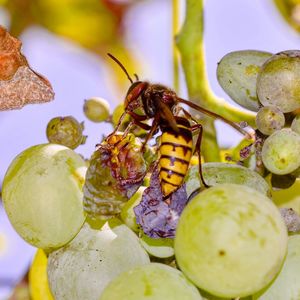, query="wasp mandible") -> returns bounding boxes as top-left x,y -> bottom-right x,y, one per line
107,54 -> 248,198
